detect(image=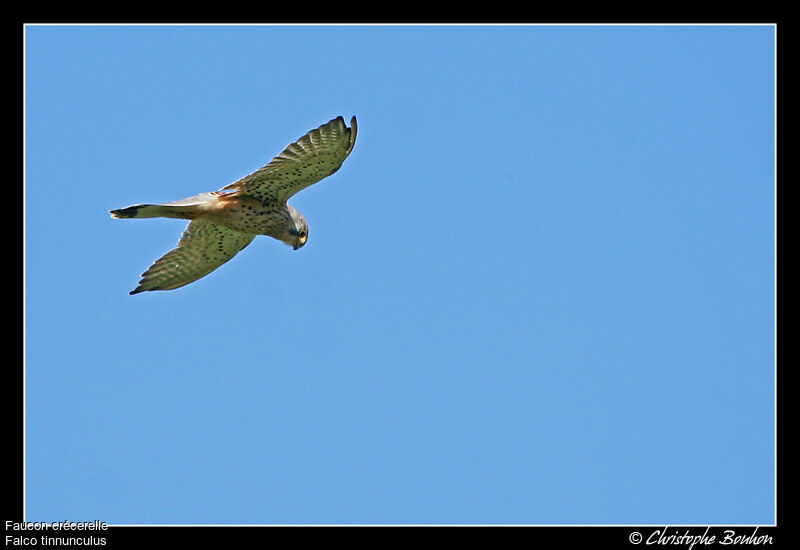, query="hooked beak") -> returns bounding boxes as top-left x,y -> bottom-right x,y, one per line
292,234 -> 308,250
